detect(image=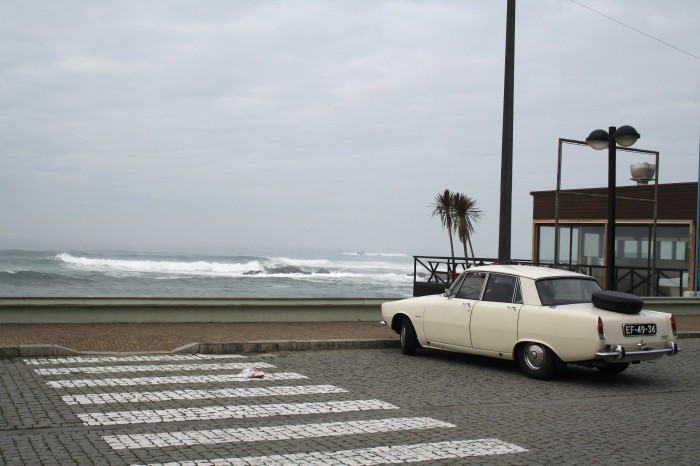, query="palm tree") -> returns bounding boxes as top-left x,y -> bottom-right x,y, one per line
431,189 -> 456,259
451,192 -> 482,266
